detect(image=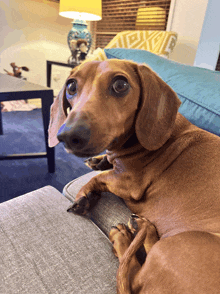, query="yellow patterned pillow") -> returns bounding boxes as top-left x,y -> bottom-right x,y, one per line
85,48 -> 107,62
105,30 -> 177,58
